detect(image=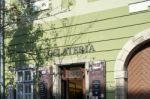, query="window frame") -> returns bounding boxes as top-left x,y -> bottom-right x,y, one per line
16,70 -> 33,99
